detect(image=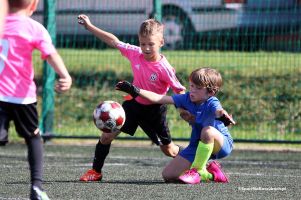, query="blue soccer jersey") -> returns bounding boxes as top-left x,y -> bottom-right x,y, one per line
172,92 -> 233,162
